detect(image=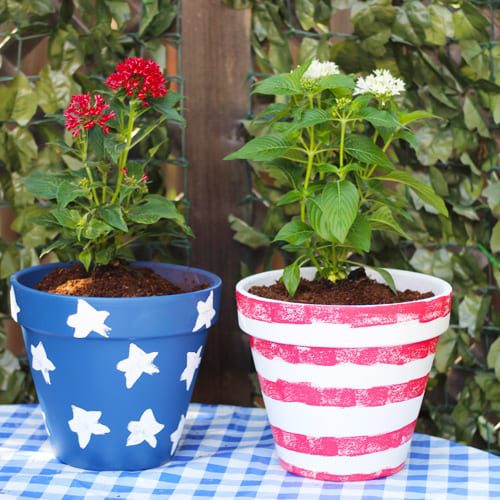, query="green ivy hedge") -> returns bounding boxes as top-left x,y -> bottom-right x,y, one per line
0,0 -> 183,403
225,0 -> 499,452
